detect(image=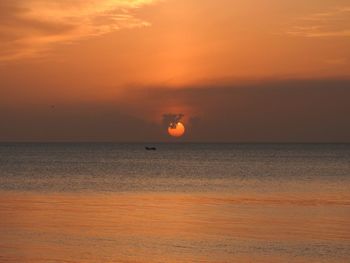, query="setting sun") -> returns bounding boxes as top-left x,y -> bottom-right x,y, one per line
168,122 -> 185,137
0,1 -> 349,263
